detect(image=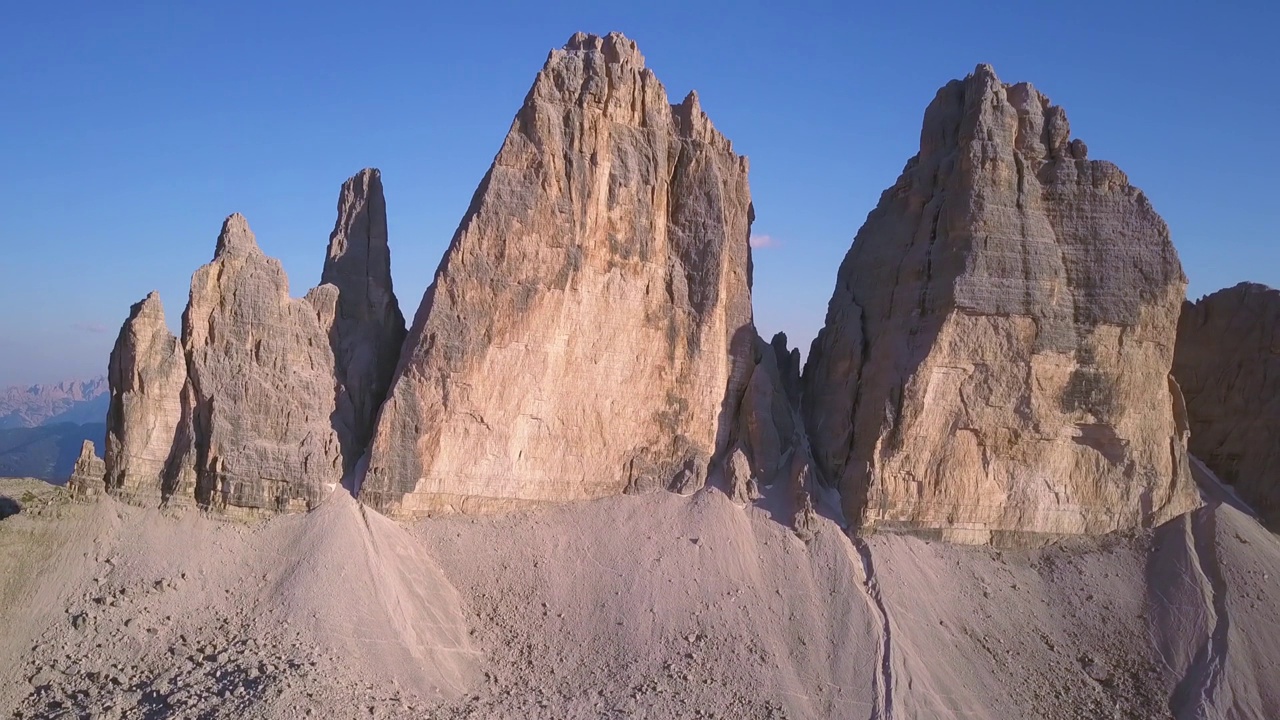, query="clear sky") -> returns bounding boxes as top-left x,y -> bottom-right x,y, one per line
1,1 -> 1276,387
